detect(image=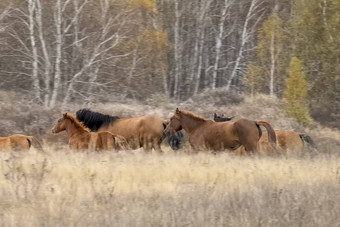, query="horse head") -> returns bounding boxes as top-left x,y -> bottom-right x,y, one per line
163,108 -> 183,137
52,113 -> 68,133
